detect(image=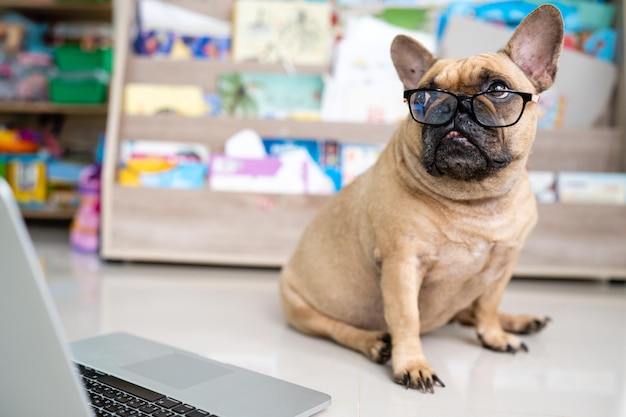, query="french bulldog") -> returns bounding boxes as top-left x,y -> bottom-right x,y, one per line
279,5 -> 563,393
